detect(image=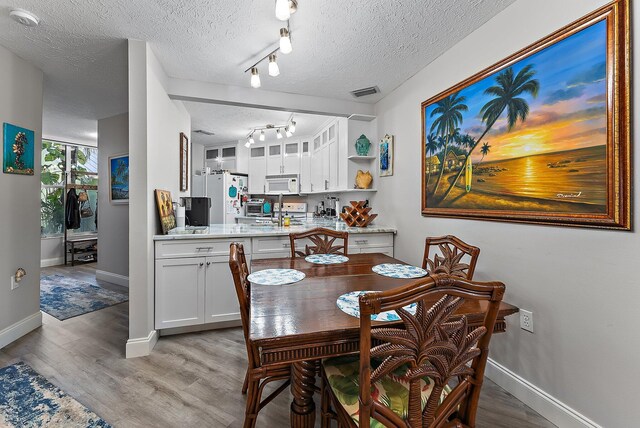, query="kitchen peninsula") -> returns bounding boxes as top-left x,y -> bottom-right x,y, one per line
153,220 -> 396,333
